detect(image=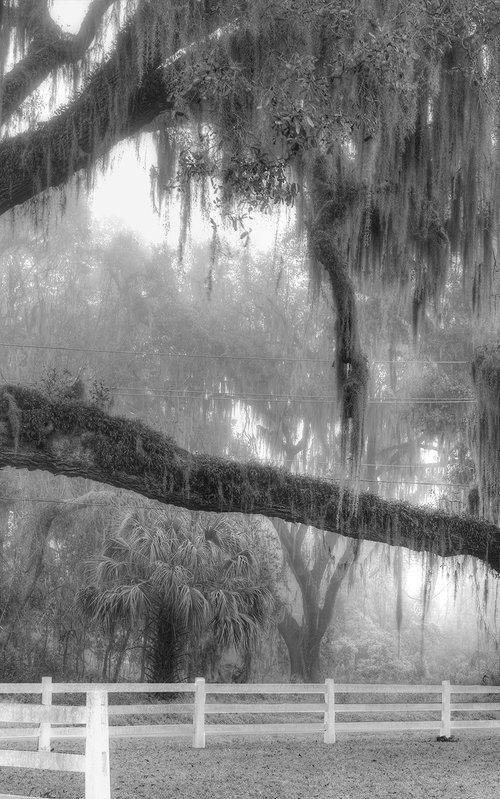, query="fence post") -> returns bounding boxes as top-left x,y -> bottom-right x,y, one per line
440,679 -> 451,738
193,677 -> 206,749
85,690 -> 111,799
324,679 -> 336,743
39,676 -> 52,752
